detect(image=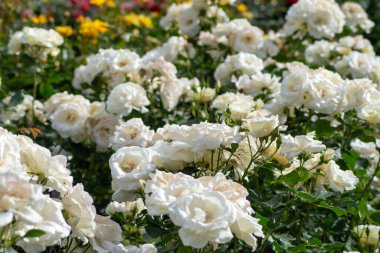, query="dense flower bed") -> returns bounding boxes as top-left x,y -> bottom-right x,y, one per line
1,0 -> 380,252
